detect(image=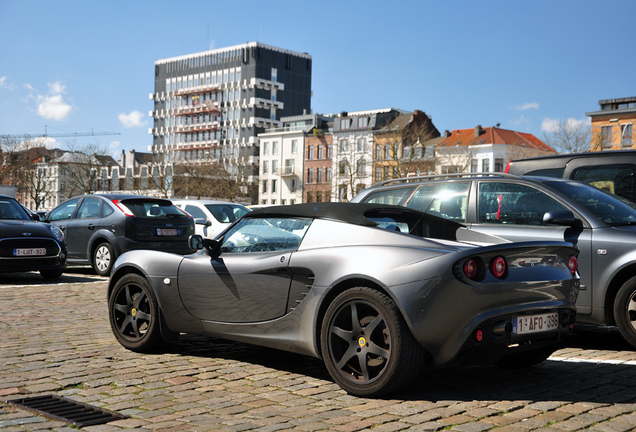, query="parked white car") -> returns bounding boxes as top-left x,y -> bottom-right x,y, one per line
171,200 -> 250,239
